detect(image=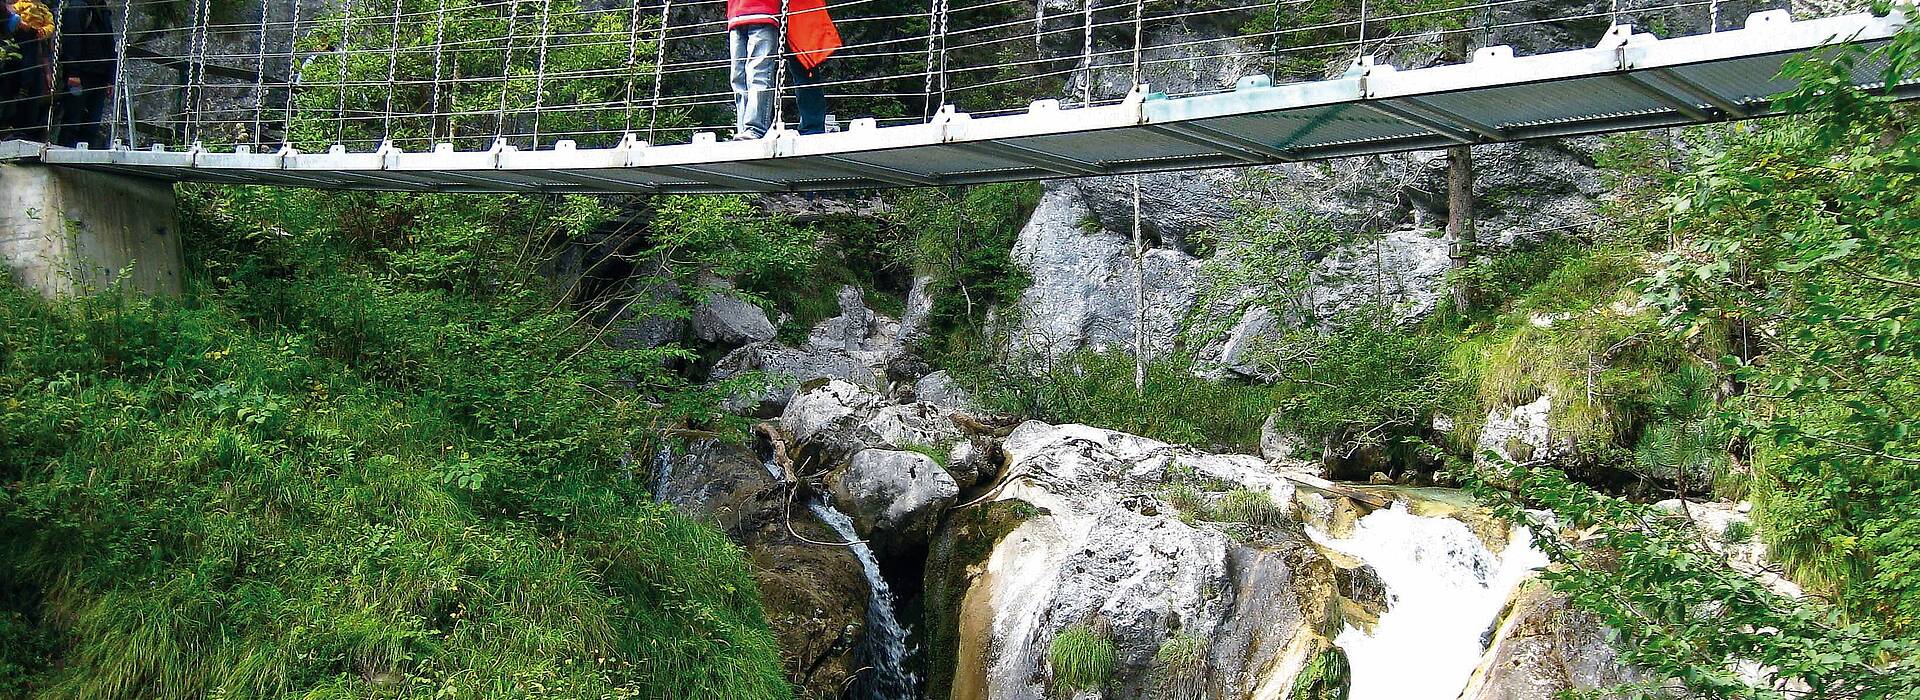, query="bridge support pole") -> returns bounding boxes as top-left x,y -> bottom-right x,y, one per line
1,162 -> 182,298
